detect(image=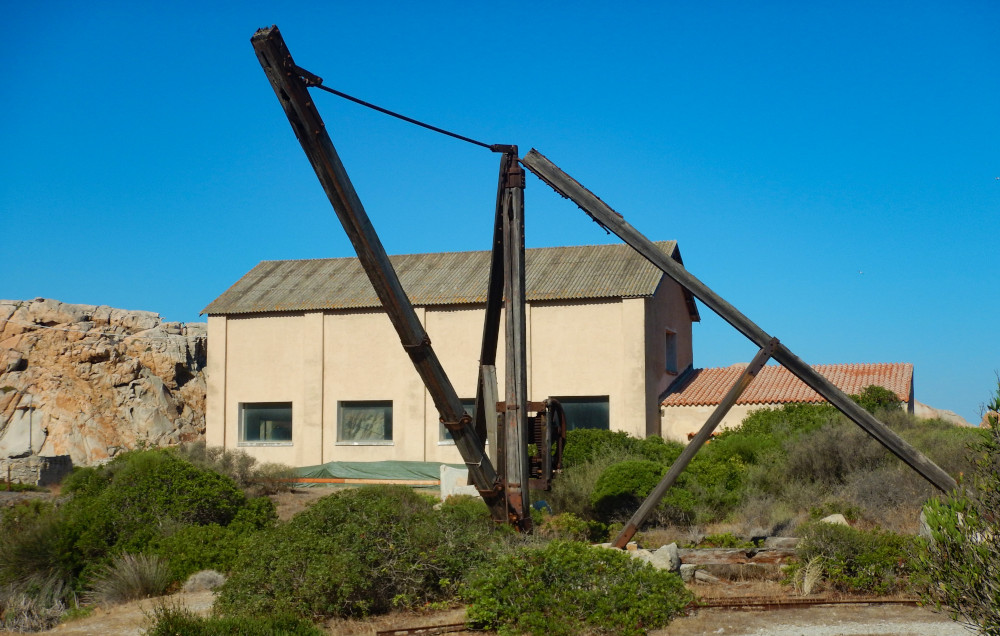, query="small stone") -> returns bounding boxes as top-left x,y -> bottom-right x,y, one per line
648,542 -> 680,571
695,569 -> 721,584
819,514 -> 850,526
680,564 -> 697,582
